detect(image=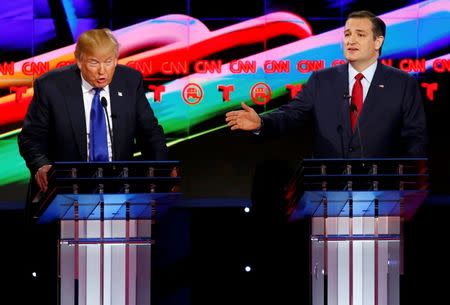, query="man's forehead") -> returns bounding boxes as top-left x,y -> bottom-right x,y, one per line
345,18 -> 372,30
83,50 -> 117,61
